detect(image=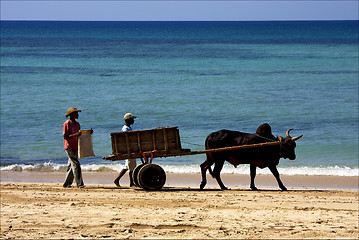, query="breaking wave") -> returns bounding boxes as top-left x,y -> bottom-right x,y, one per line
1,162 -> 358,177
